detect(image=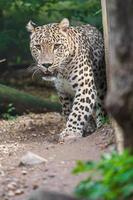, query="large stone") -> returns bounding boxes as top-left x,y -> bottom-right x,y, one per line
19,152 -> 47,166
